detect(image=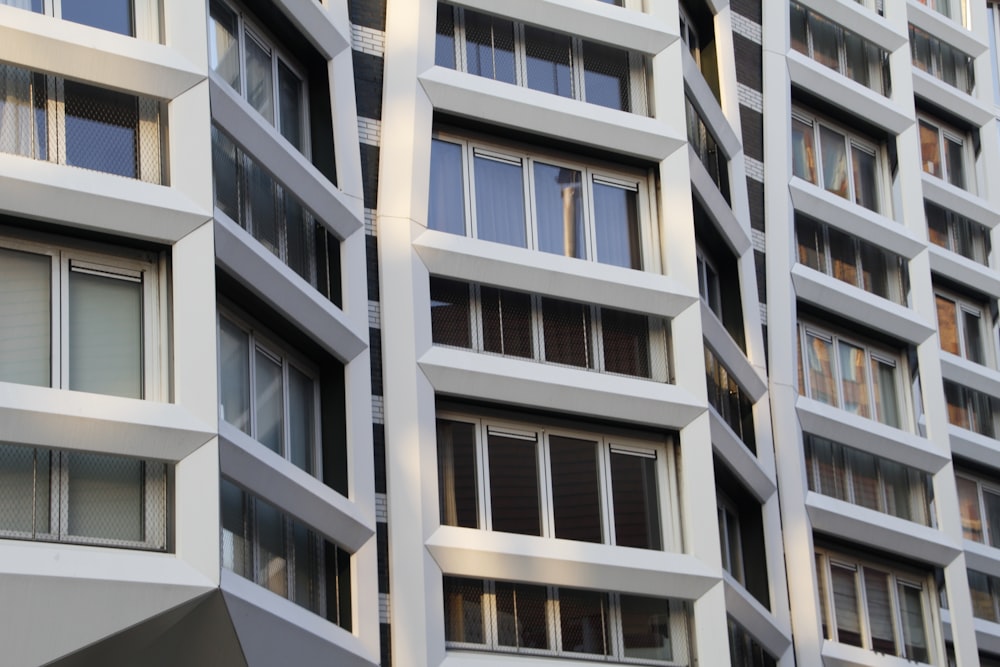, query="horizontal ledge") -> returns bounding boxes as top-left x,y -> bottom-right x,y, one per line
806,492 -> 960,567
940,353 -> 1000,401
921,173 -> 1000,230
210,78 -> 363,240
796,396 -> 949,474
446,0 -> 675,55
268,0 -> 350,60
964,540 -> 1000,580
690,151 -> 752,256
928,245 -> 1000,298
413,228 -> 698,319
418,346 -> 705,431
948,424 -> 1000,468
683,48 -> 741,157
723,577 -> 792,660
0,154 -> 210,244
214,216 -> 368,364
702,303 -> 767,400
906,0 -> 988,59
710,411 -> 776,503
419,67 -> 684,162
0,381 -> 215,462
912,68 -> 994,128
426,525 -> 720,600
0,7 -> 203,100
791,265 -> 936,345
789,177 -> 925,259
220,425 -> 375,553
